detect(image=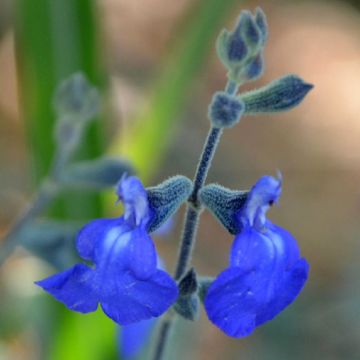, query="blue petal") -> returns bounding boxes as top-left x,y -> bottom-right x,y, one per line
204,267 -> 260,337
76,217 -> 126,261
35,264 -> 98,313
230,223 -> 301,271
256,258 -> 309,326
205,259 -> 309,338
117,176 -> 151,227
266,222 -> 301,269
238,174 -> 282,228
230,227 -> 277,270
119,319 -> 157,359
230,223 -> 304,300
91,225 -> 157,280
127,227 -> 157,280
100,269 -> 178,325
